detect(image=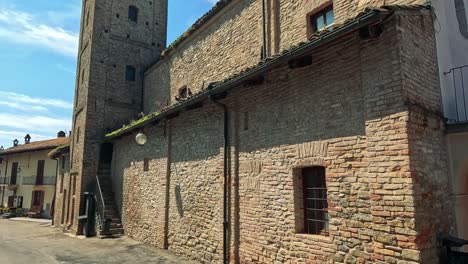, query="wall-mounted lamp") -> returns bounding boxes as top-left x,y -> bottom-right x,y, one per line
135,132 -> 148,146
